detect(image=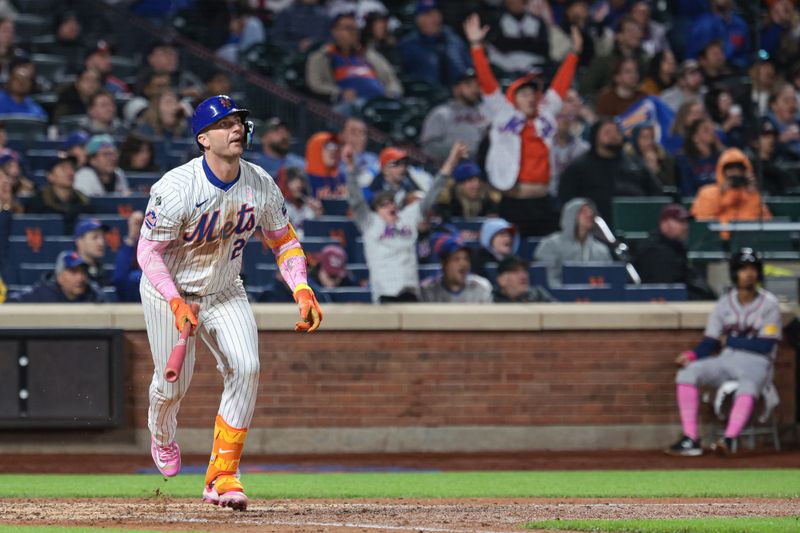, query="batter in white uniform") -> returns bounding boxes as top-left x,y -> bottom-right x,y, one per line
137,95 -> 323,511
